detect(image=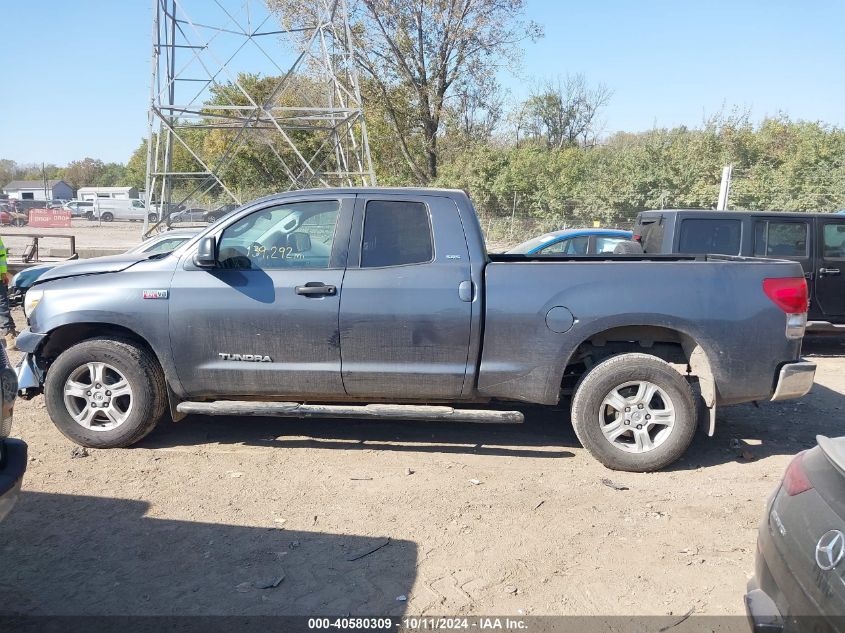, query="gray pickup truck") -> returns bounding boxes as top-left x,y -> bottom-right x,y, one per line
14,188 -> 816,471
